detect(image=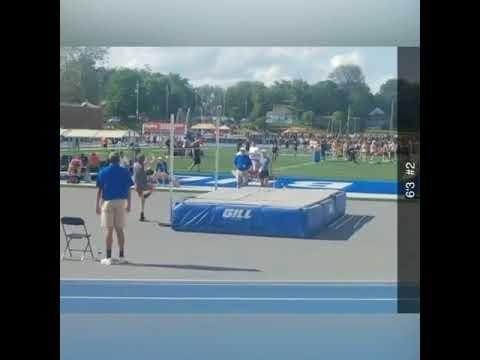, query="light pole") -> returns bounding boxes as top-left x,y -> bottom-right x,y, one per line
135,80 -> 141,135
135,80 -> 139,121
223,90 -> 226,120
165,82 -> 170,119
214,105 -> 221,191
390,96 -> 395,131
346,105 -> 351,135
